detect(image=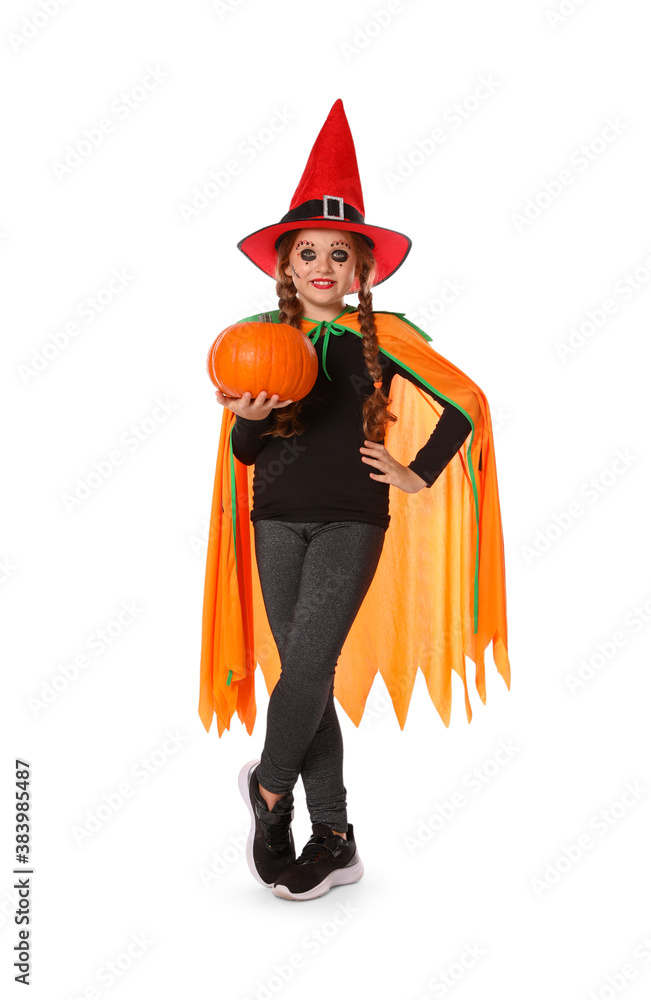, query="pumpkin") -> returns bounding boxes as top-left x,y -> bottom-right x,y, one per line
206,321 -> 318,401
